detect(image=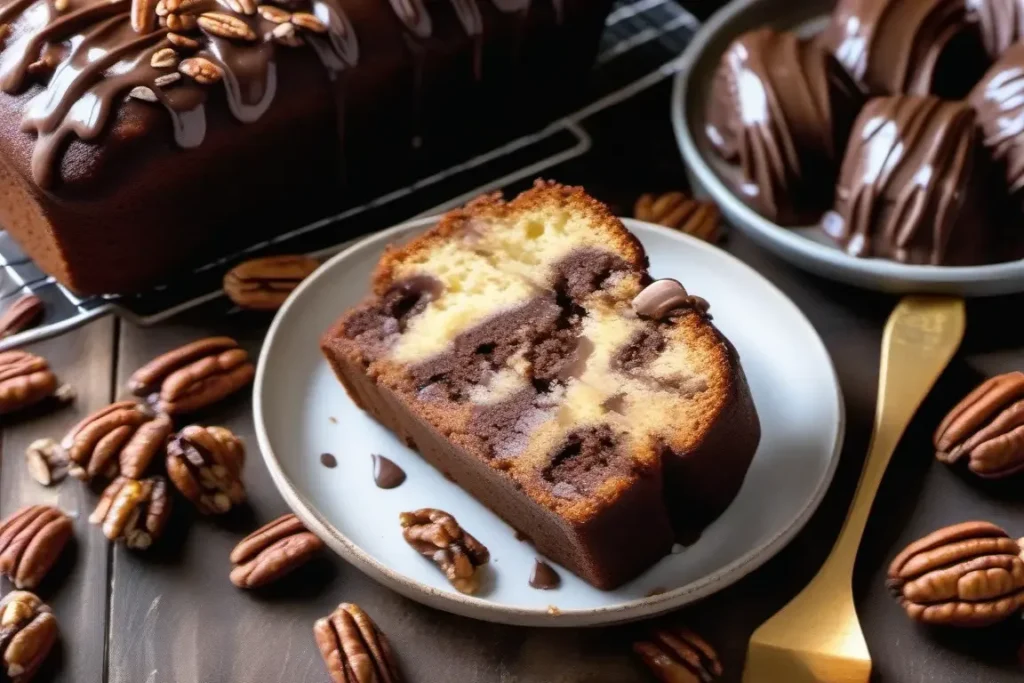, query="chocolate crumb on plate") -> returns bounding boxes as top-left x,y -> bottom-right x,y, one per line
320,452 -> 337,468
328,416 -> 337,424
529,559 -> 560,590
371,454 -> 406,488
